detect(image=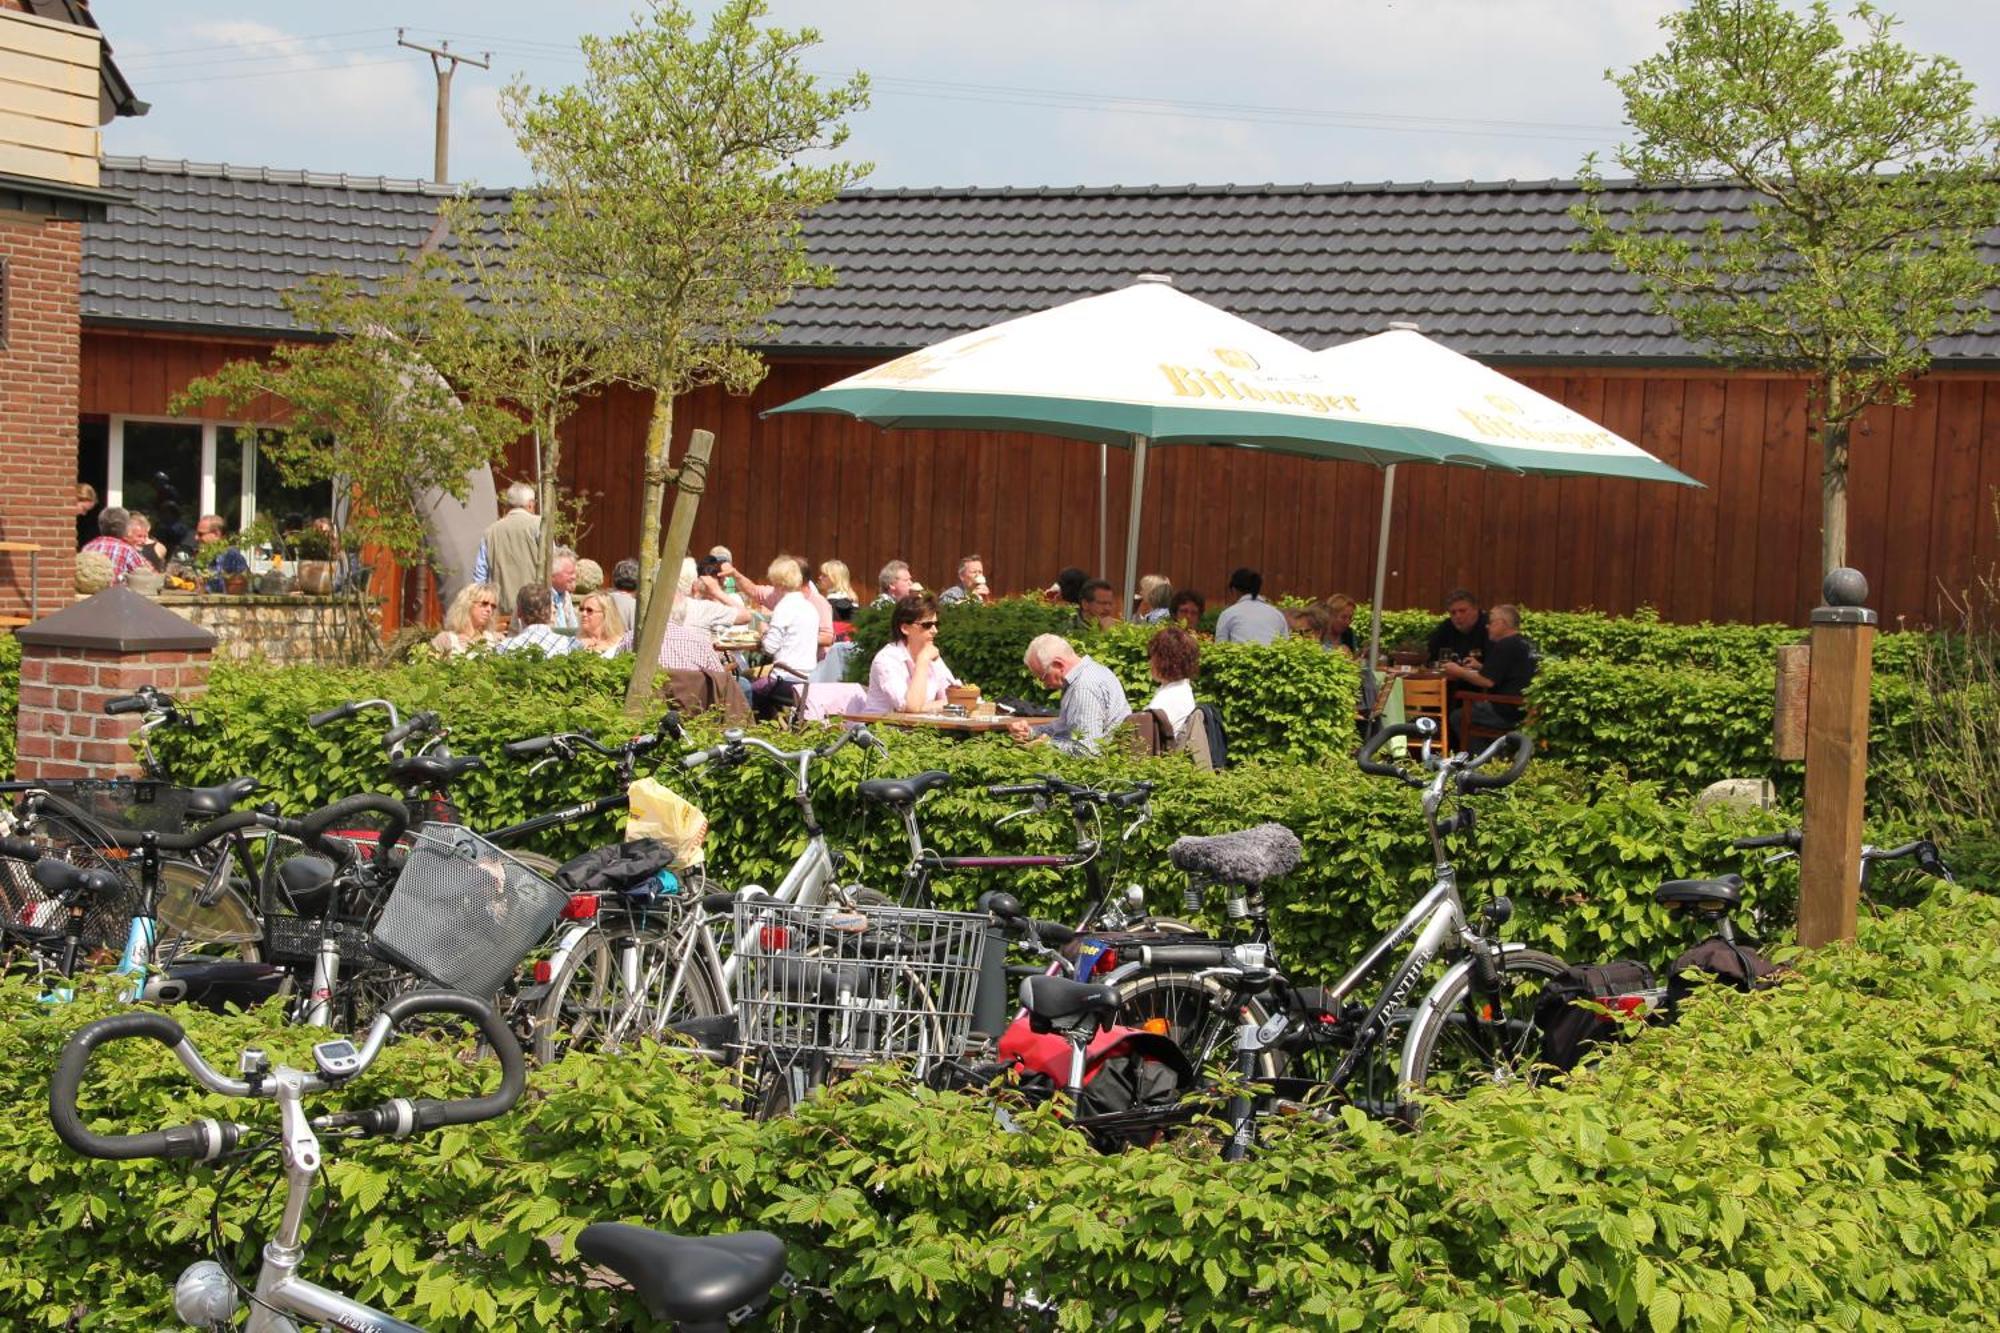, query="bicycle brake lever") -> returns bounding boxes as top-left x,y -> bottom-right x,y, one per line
528,756 -> 560,779
1763,849 -> 1798,867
